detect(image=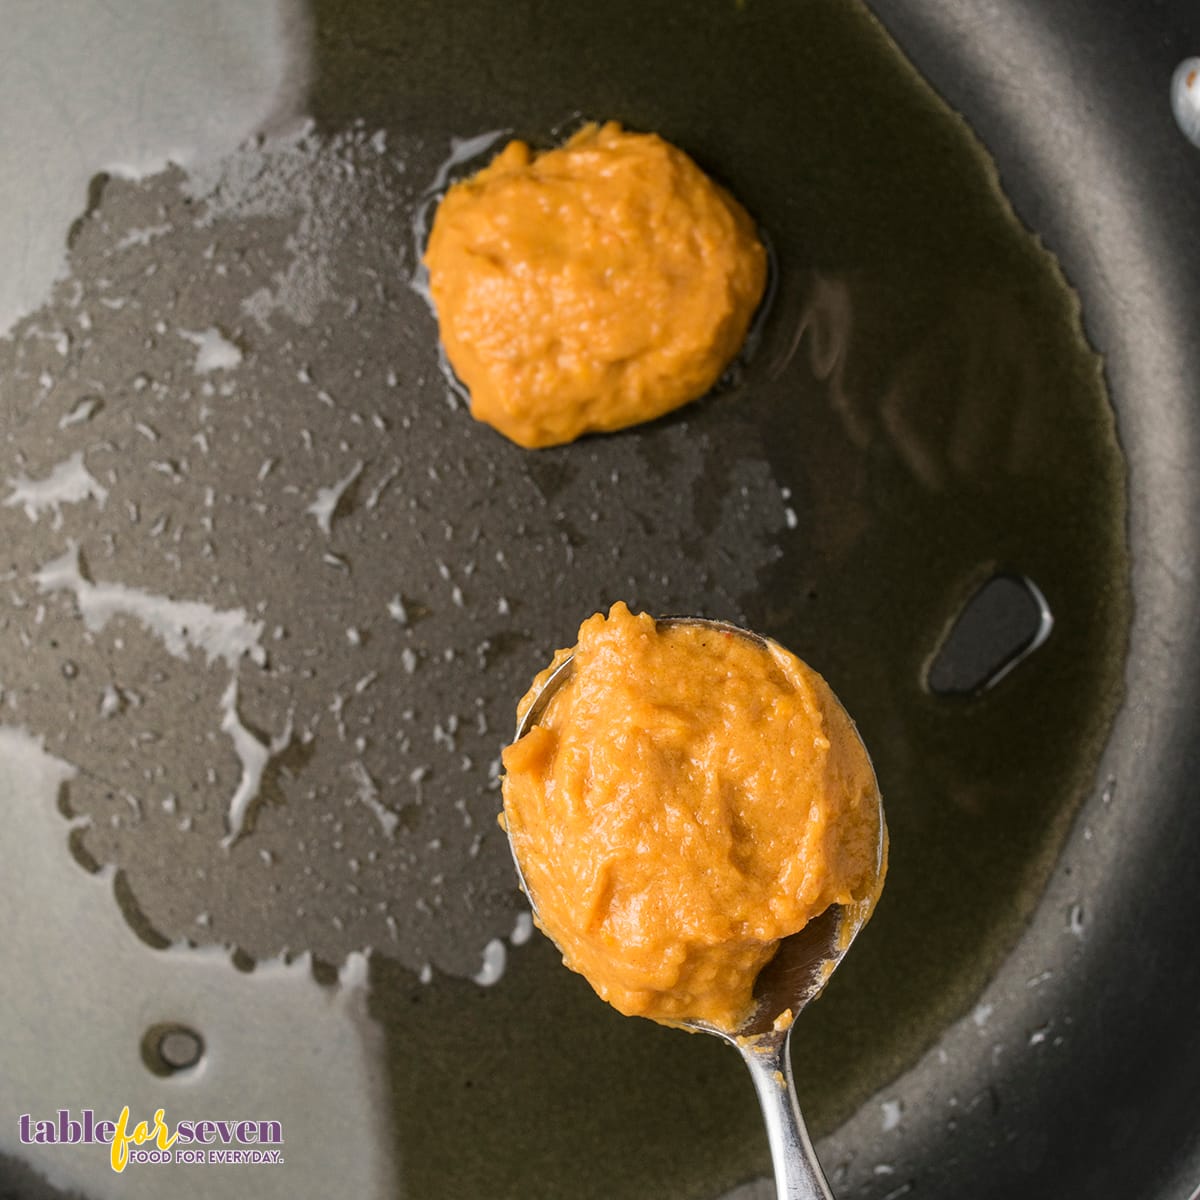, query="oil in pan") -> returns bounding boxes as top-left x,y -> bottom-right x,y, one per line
0,0 -> 1128,1197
